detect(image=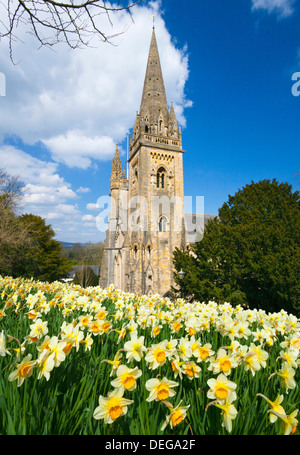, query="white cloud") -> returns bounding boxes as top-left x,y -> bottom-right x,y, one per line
82,214 -> 96,222
42,130 -> 116,168
87,202 -> 100,210
77,186 -> 91,193
251,0 -> 296,17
